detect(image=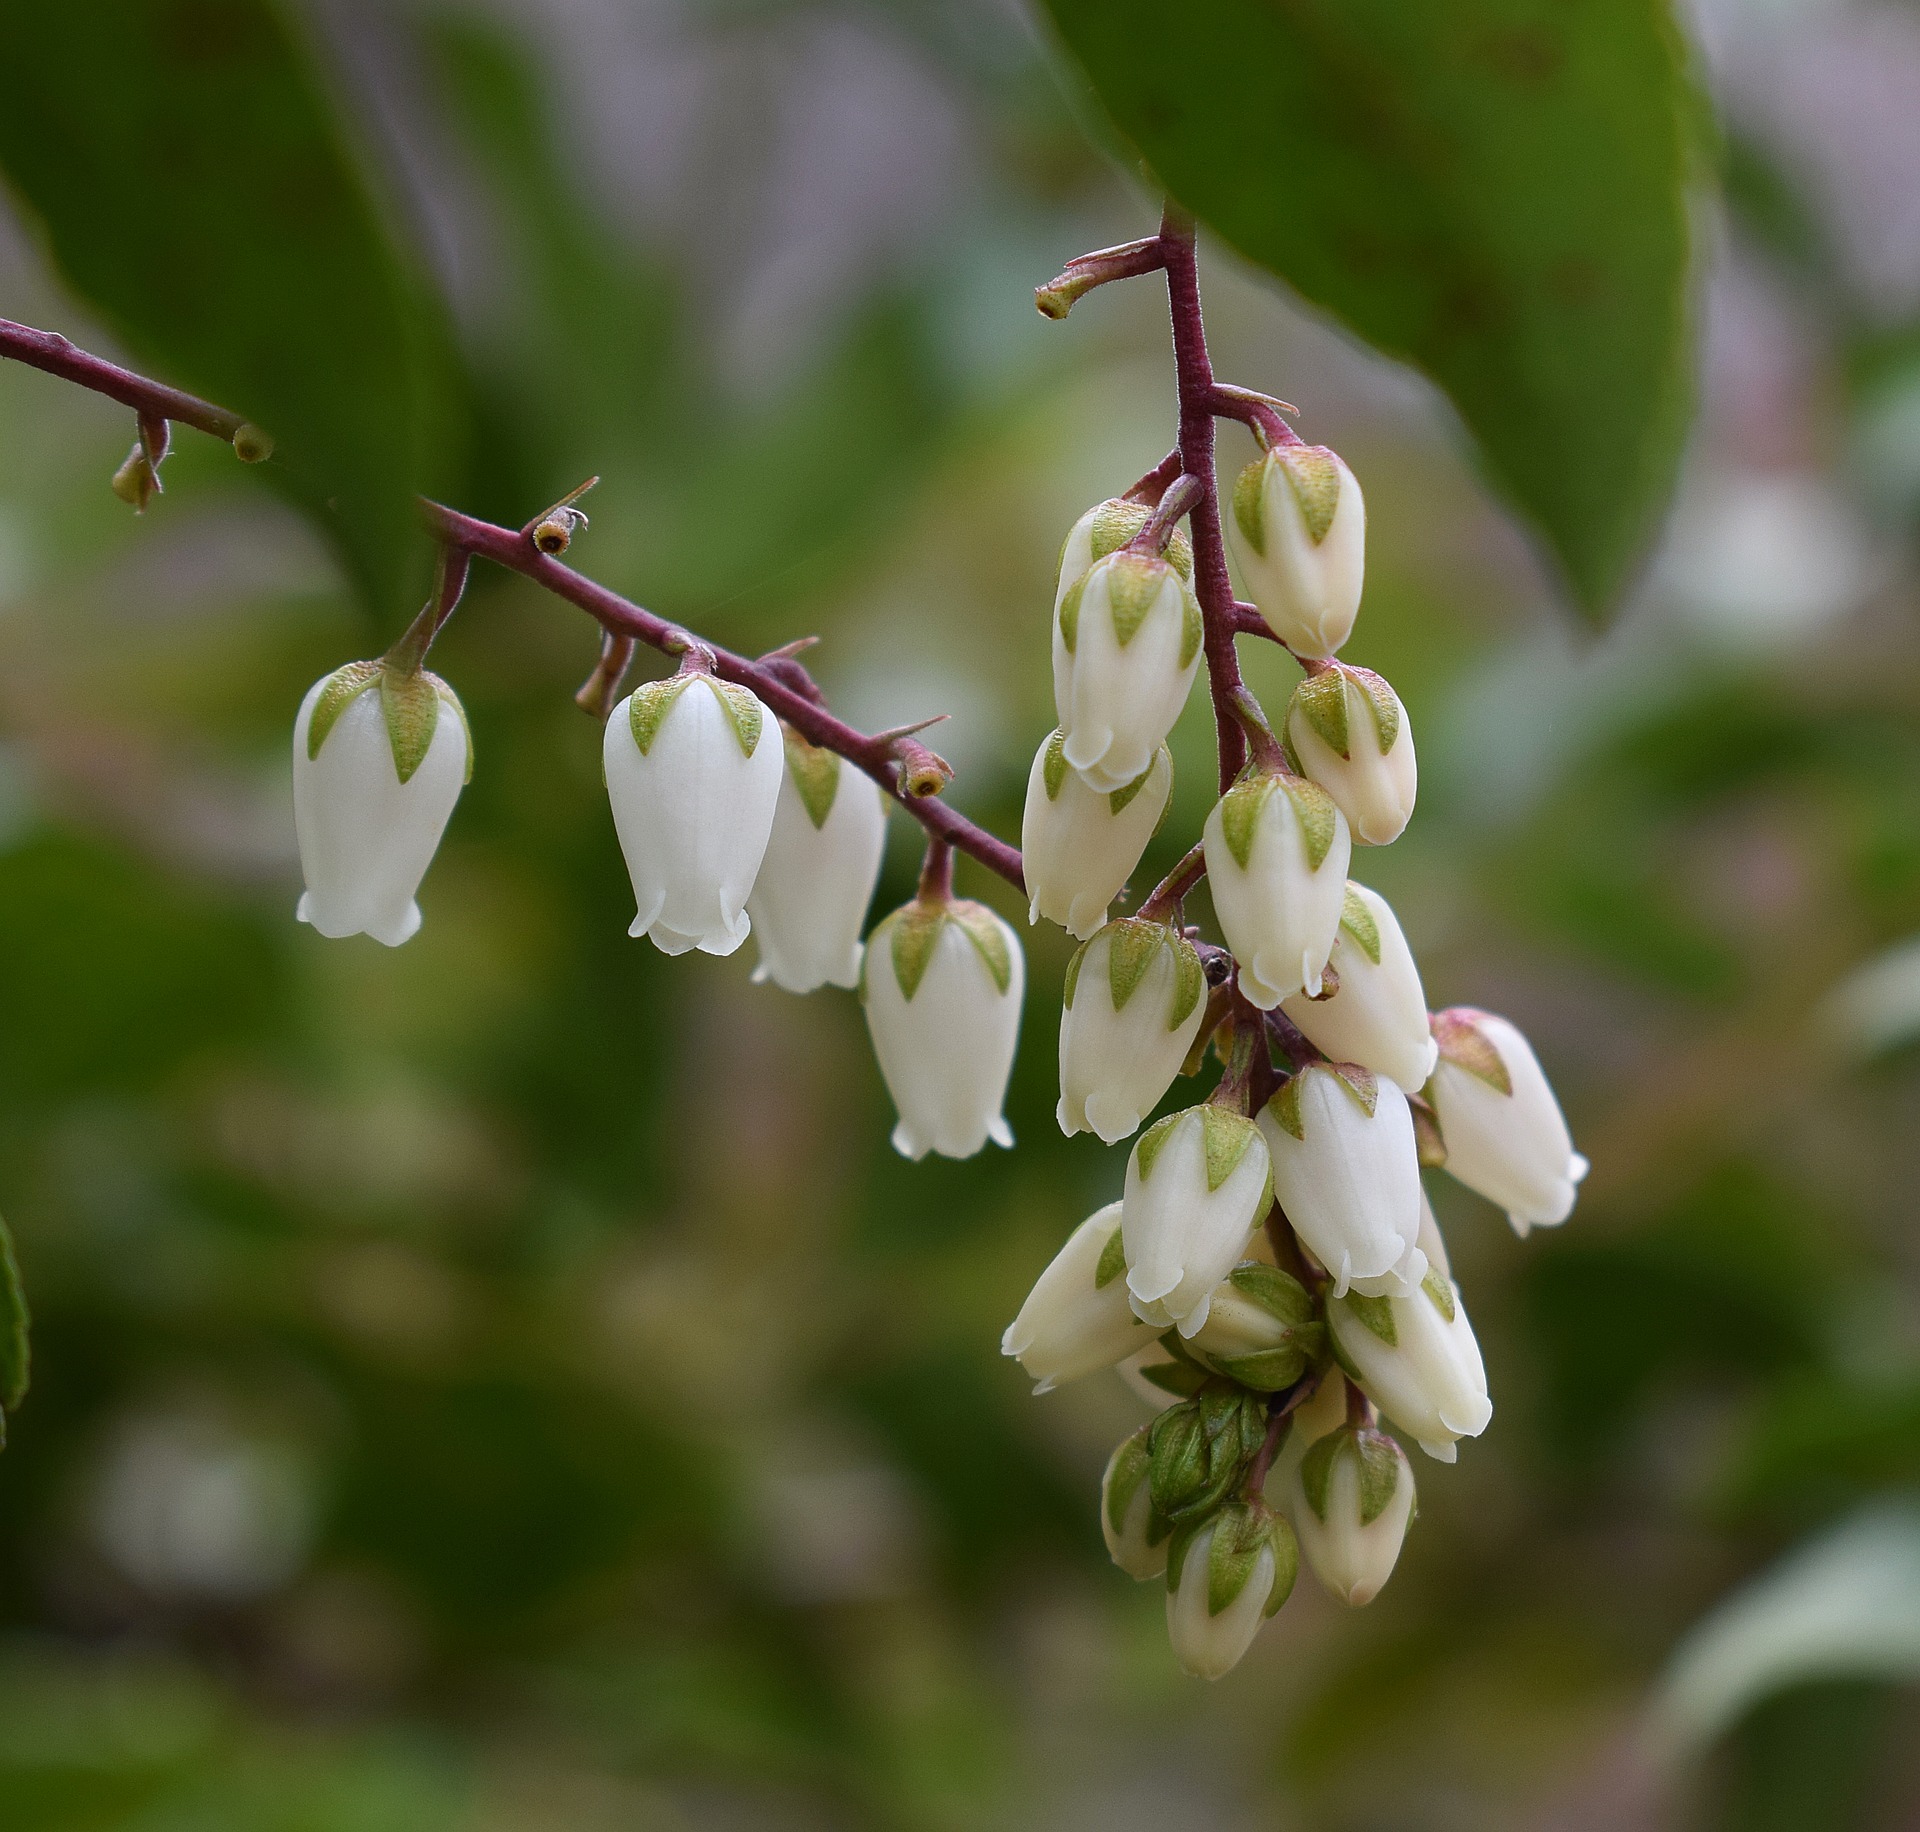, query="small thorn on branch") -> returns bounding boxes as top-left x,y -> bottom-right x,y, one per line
1034,236 -> 1166,319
